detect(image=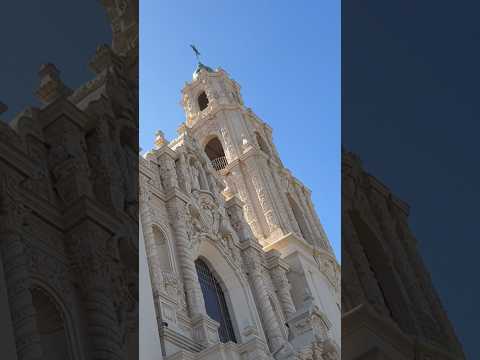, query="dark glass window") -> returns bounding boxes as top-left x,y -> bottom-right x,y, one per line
195,259 -> 237,343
